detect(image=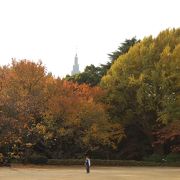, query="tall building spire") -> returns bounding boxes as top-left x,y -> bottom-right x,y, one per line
71,53 -> 80,75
